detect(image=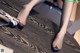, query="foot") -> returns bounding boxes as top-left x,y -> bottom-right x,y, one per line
52,32 -> 65,52
17,17 -> 26,26
16,17 -> 26,29
17,9 -> 27,26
